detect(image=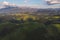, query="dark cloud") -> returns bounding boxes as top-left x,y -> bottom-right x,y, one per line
45,0 -> 60,5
